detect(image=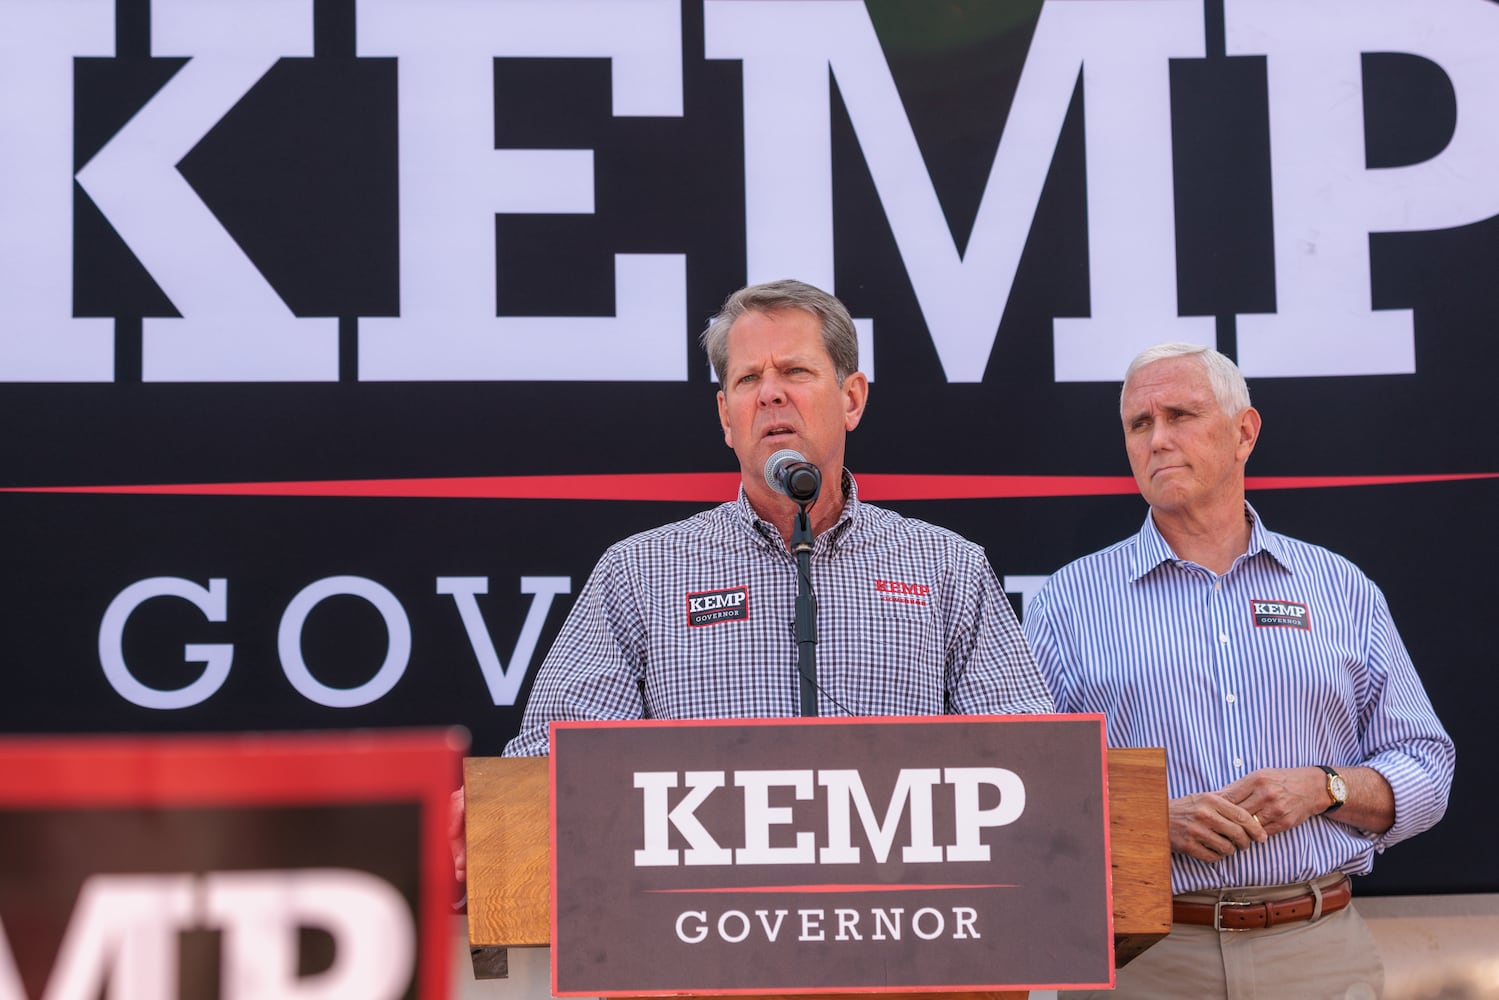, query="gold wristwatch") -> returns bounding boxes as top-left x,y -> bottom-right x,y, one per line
1317,765 -> 1347,813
